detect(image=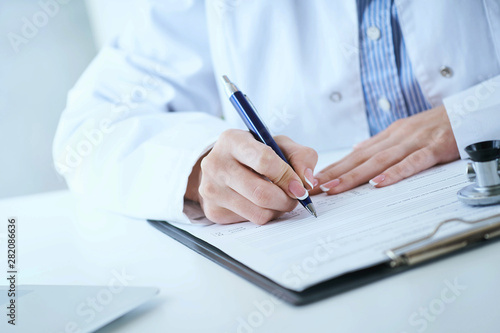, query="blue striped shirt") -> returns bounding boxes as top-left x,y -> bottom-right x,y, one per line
358,0 -> 432,135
